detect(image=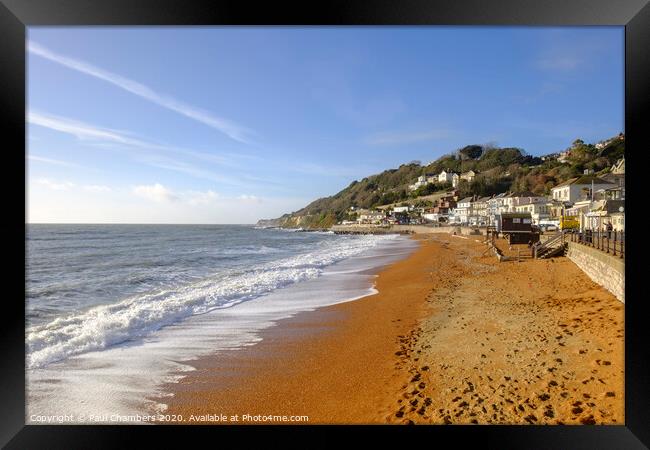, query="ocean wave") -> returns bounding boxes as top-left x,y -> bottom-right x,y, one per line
26,234 -> 395,369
